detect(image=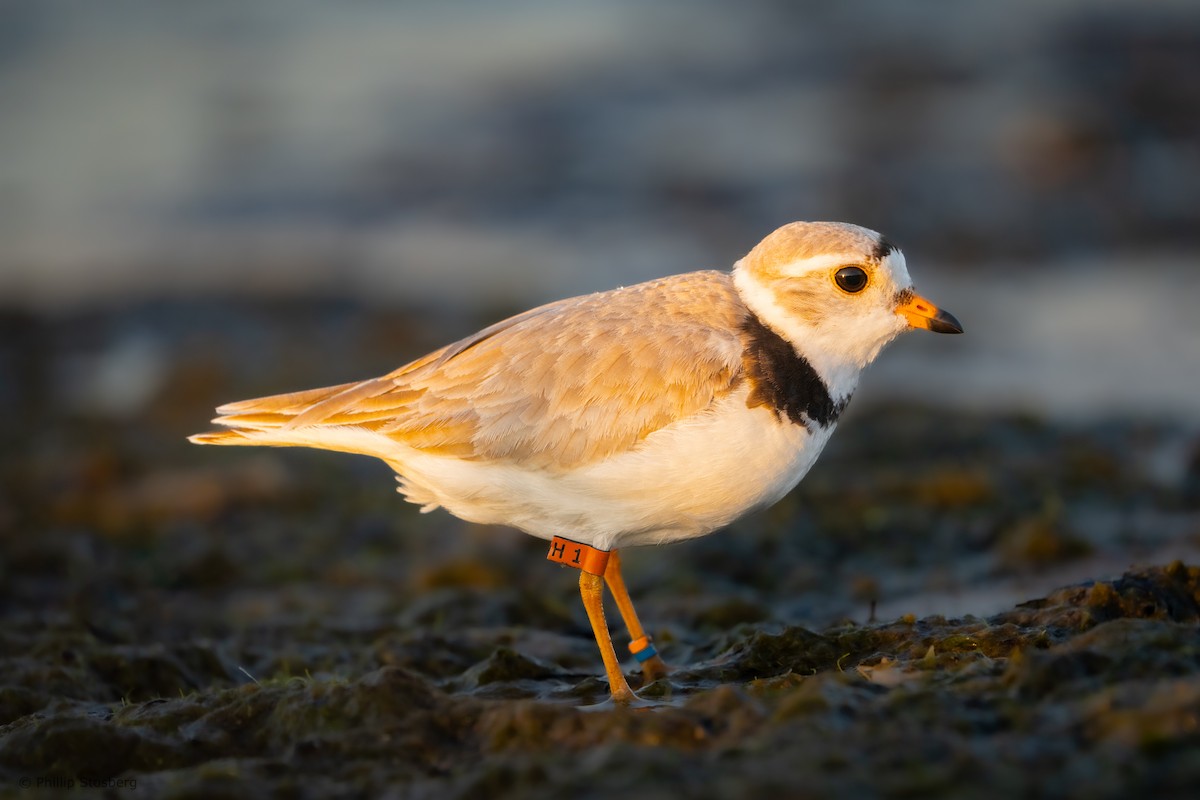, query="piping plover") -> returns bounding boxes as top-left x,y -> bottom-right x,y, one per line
190,220 -> 962,703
